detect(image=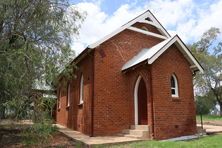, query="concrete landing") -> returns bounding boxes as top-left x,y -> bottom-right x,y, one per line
197,124 -> 222,134
55,124 -> 142,147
